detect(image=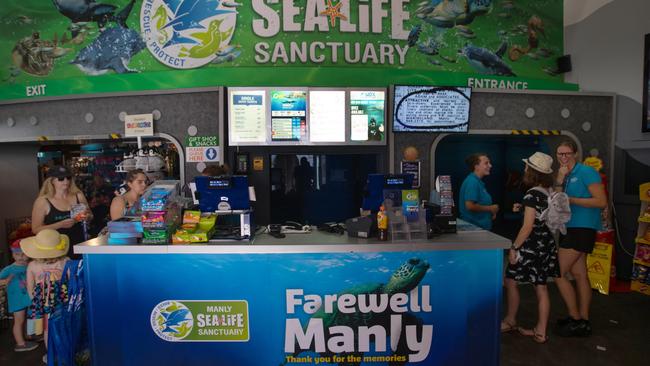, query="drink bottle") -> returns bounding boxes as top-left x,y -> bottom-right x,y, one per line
377,205 -> 388,241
